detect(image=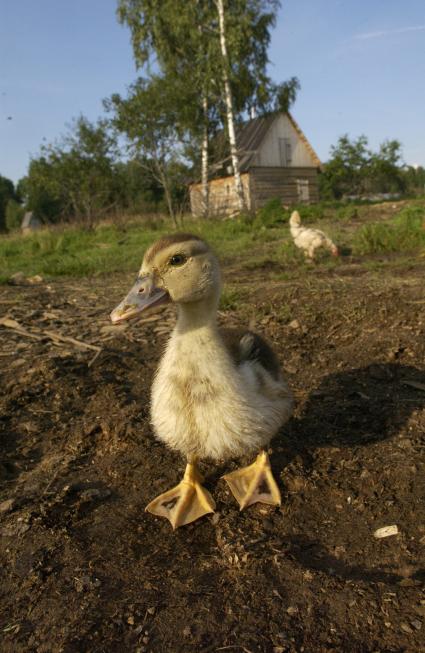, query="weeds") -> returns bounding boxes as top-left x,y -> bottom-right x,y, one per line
353,206 -> 425,255
1,201 -> 424,283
